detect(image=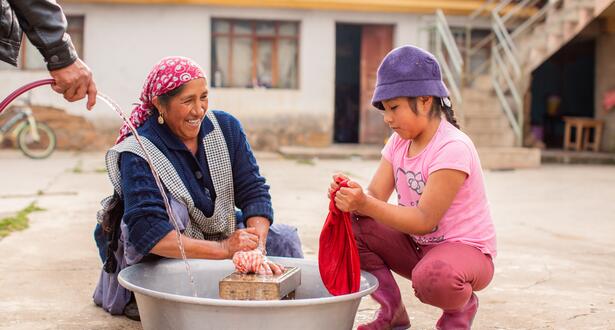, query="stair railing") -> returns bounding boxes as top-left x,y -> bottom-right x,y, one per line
463,0 -> 549,83
457,0 -> 555,146
490,0 -> 561,146
433,9 -> 464,109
